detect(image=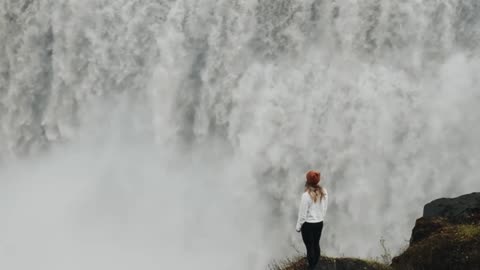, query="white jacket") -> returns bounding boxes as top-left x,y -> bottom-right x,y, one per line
296,188 -> 328,232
